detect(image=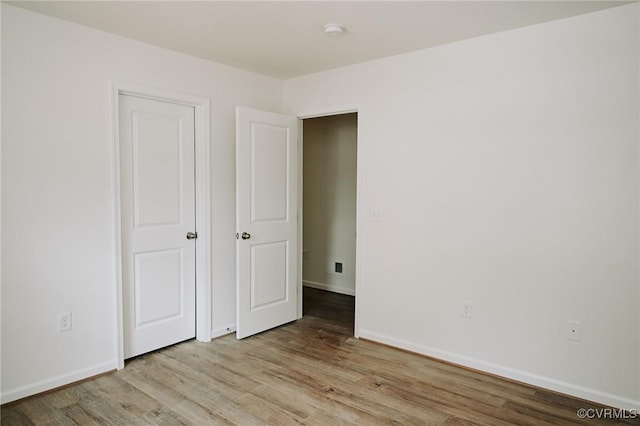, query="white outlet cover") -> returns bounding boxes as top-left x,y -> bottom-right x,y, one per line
567,320 -> 581,341
461,301 -> 472,318
59,312 -> 72,332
